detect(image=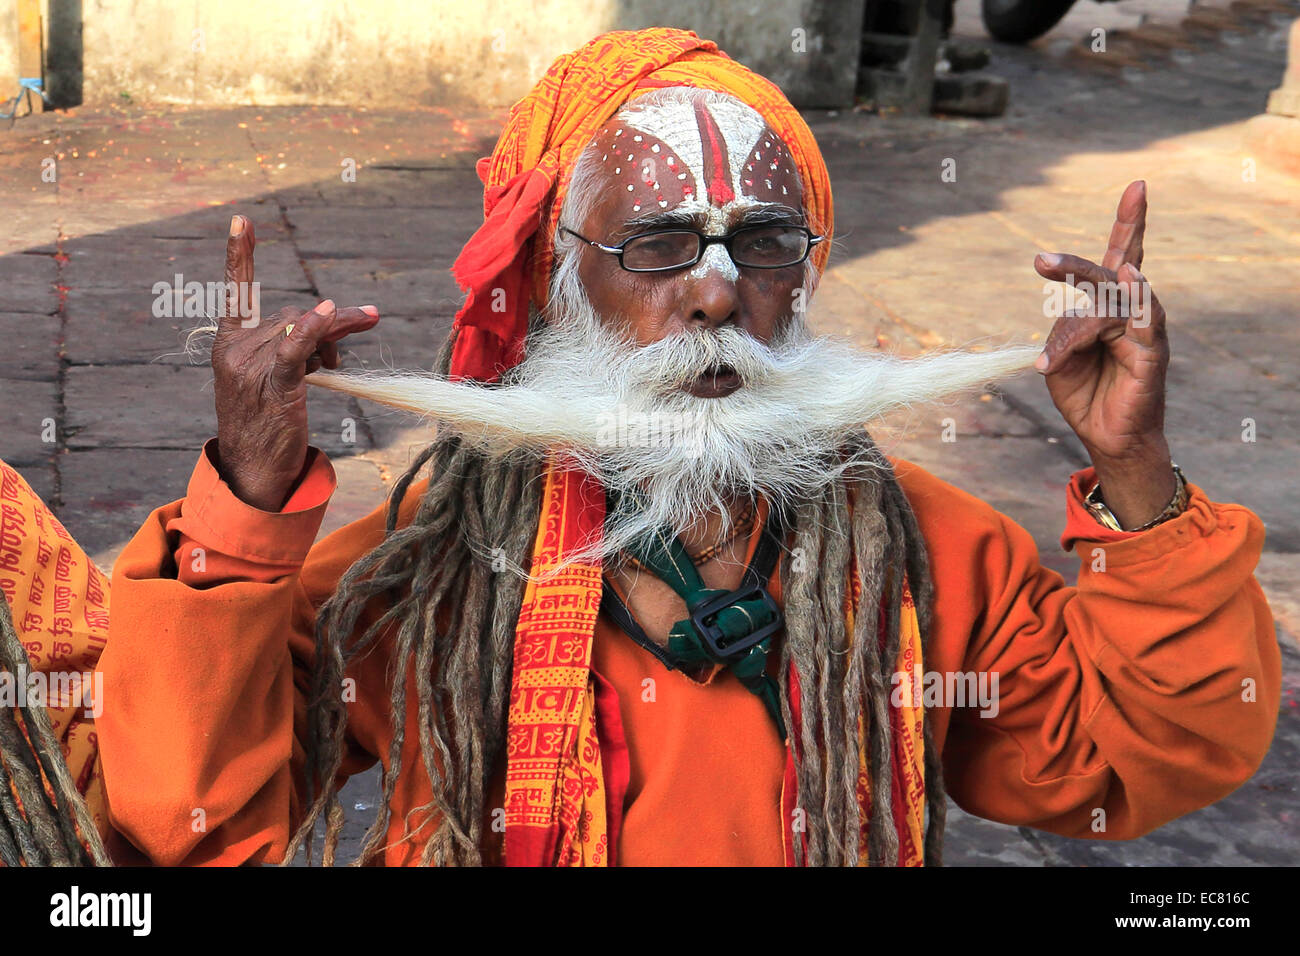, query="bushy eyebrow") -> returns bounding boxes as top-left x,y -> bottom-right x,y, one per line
618,202 -> 805,235
733,203 -> 806,227
619,207 -> 700,233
